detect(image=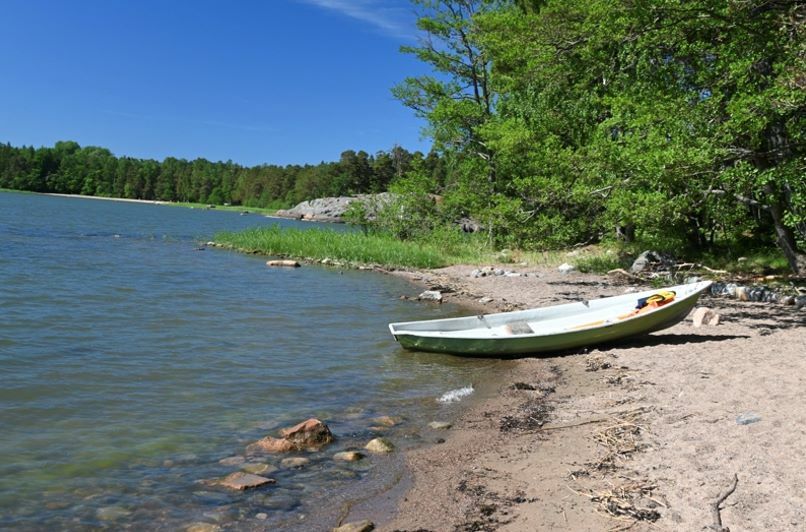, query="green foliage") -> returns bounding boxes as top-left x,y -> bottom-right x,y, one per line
214,226 -> 481,269
394,0 -> 806,272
